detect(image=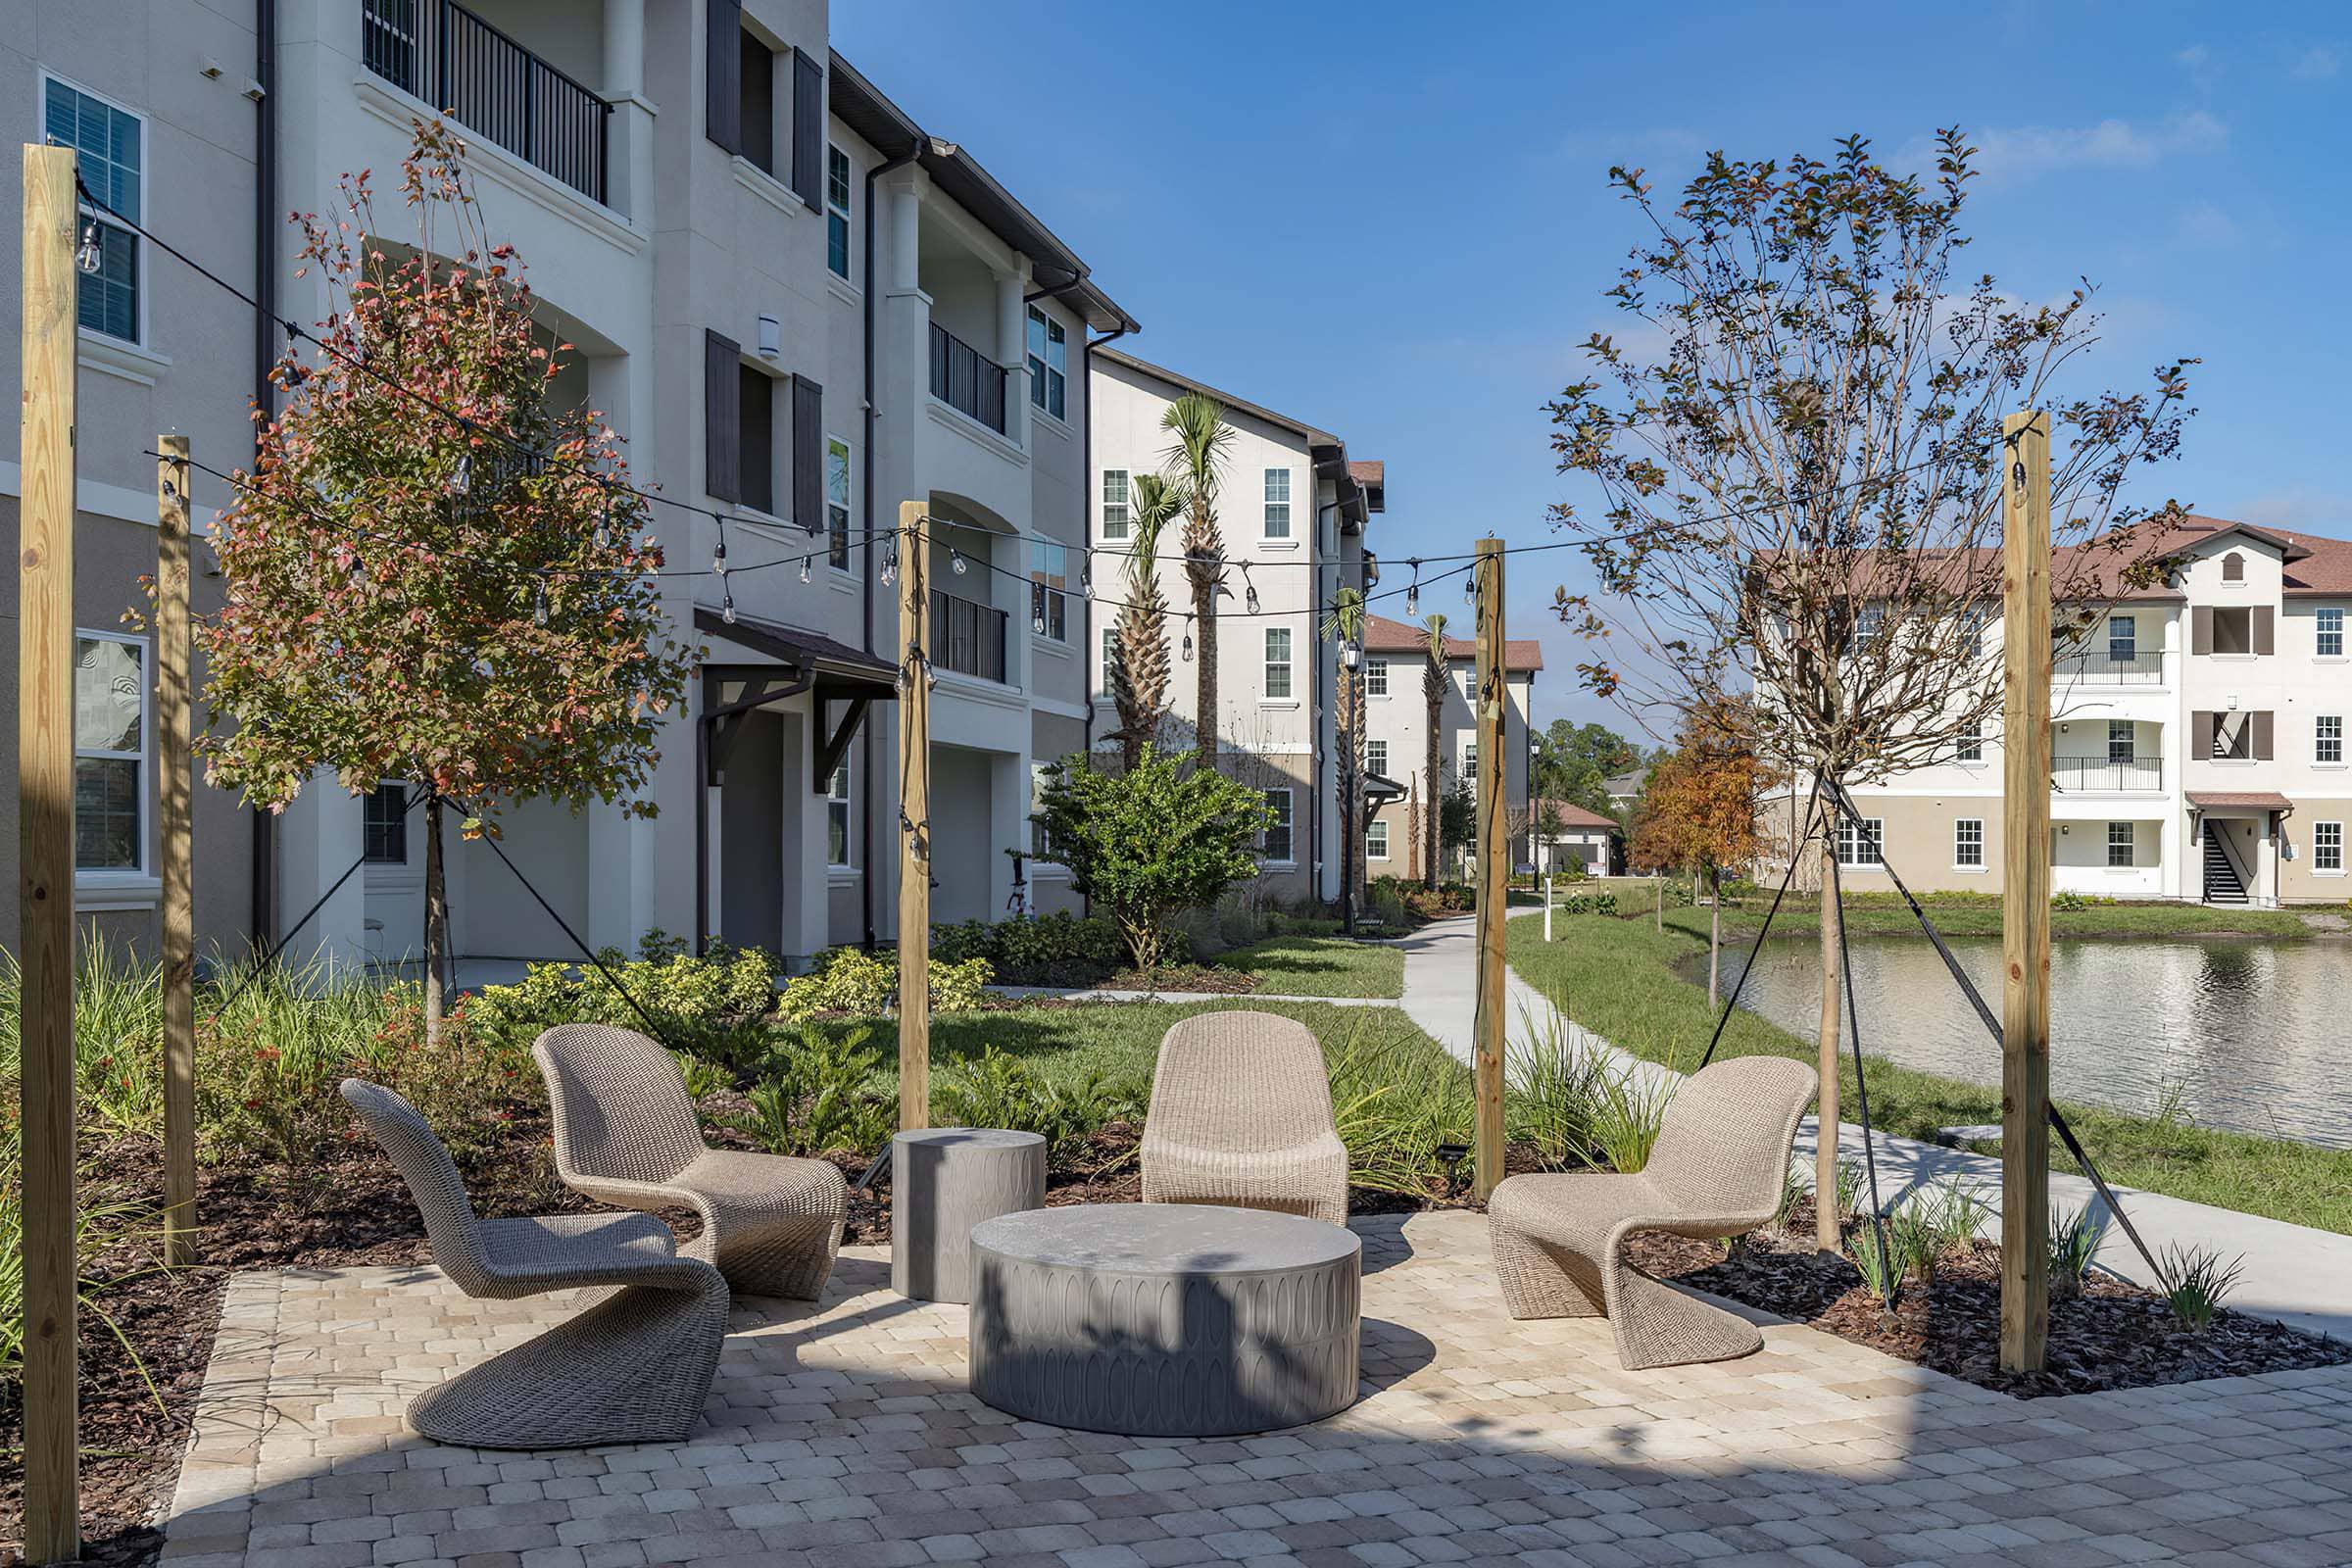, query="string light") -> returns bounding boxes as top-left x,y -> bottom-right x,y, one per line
533,578 -> 549,625
75,223 -> 102,275
800,555 -> 812,584
1032,610 -> 1046,635
951,547 -> 967,576
593,492 -> 611,551
448,452 -> 471,496
1464,568 -> 1476,604
1182,617 -> 1195,662
1080,547 -> 1093,593
1242,564 -> 1260,615
881,540 -> 898,588
721,584 -> 737,624
1404,559 -> 1421,616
